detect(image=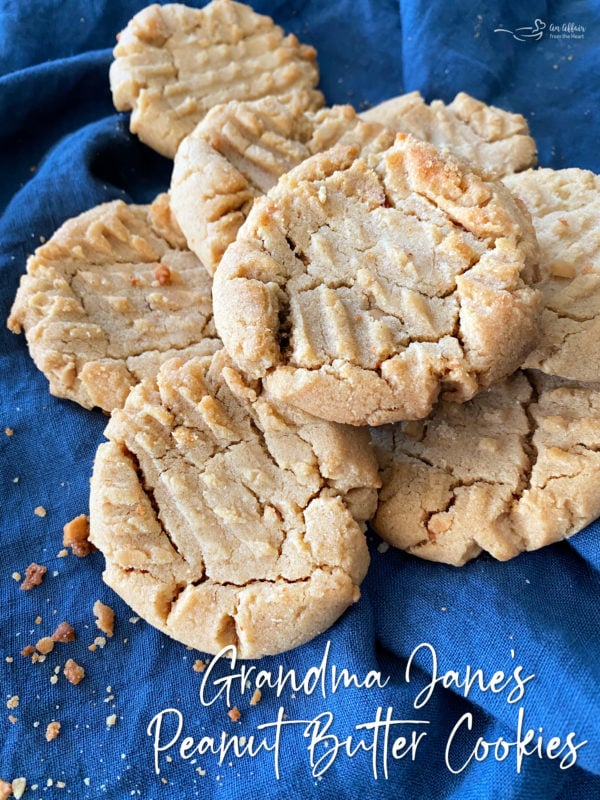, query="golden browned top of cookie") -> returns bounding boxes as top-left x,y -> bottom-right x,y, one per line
213,134 -> 543,426
110,0 -> 323,158
361,91 -> 537,179
504,167 -> 600,383
89,349 -> 379,657
7,194 -> 218,412
372,369 -> 600,566
170,97 -> 394,273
